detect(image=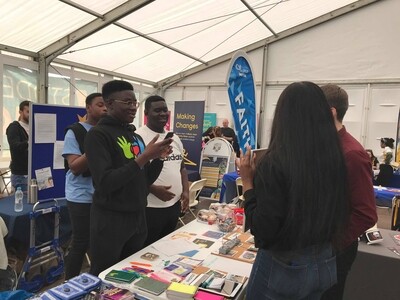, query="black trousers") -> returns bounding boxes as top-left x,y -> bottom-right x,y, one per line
144,201 -> 181,247
89,204 -> 147,276
321,241 -> 358,300
65,201 -> 91,279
